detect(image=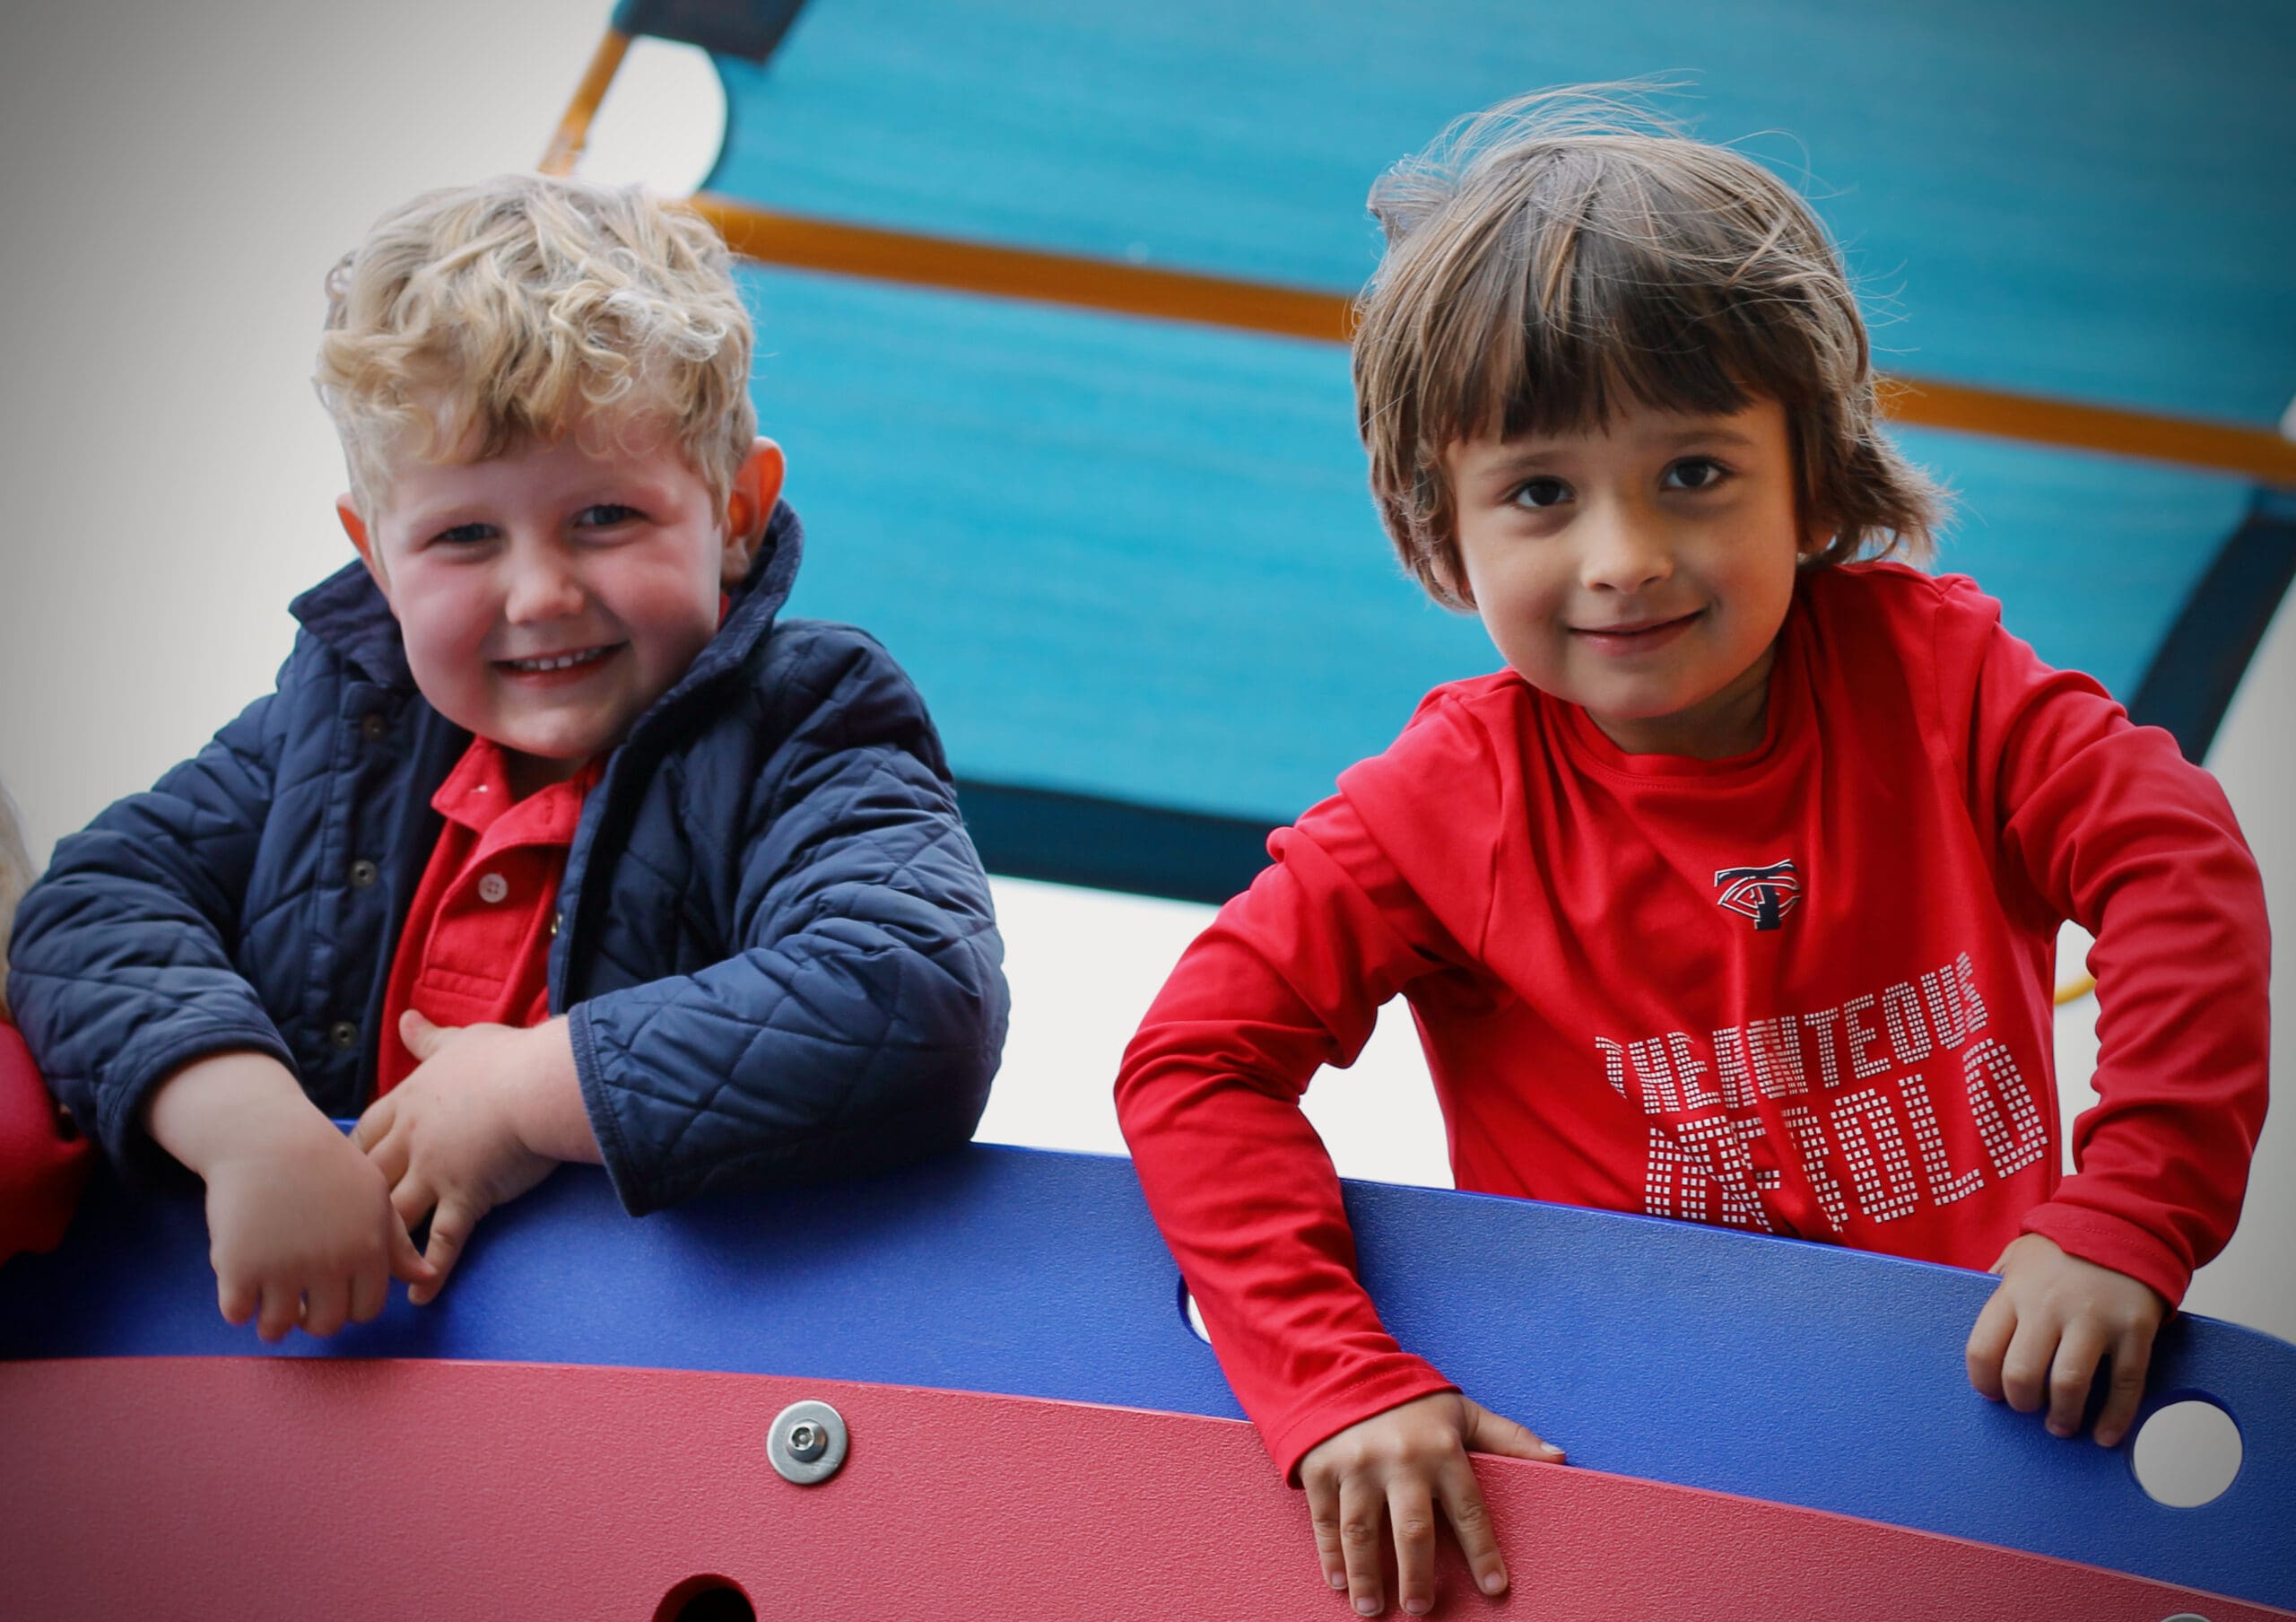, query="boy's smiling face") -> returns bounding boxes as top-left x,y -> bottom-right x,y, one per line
1445,397 -> 1810,760
341,413 -> 783,796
